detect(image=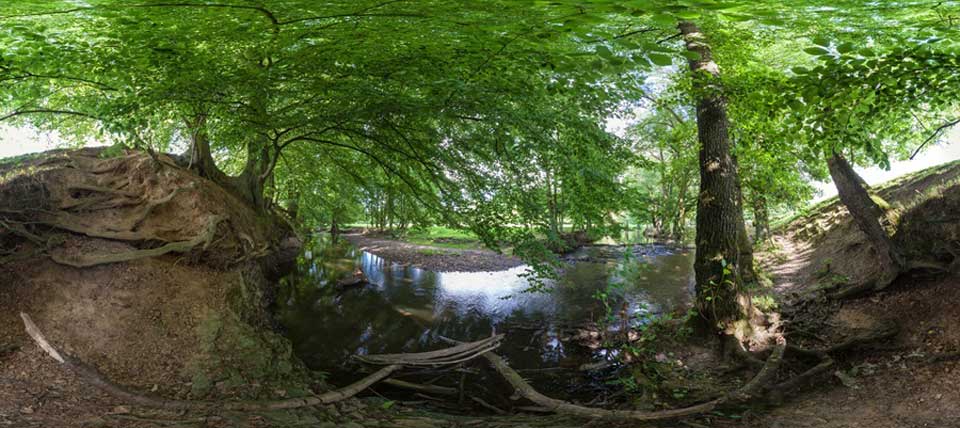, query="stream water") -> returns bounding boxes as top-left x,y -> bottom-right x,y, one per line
277,235 -> 694,403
